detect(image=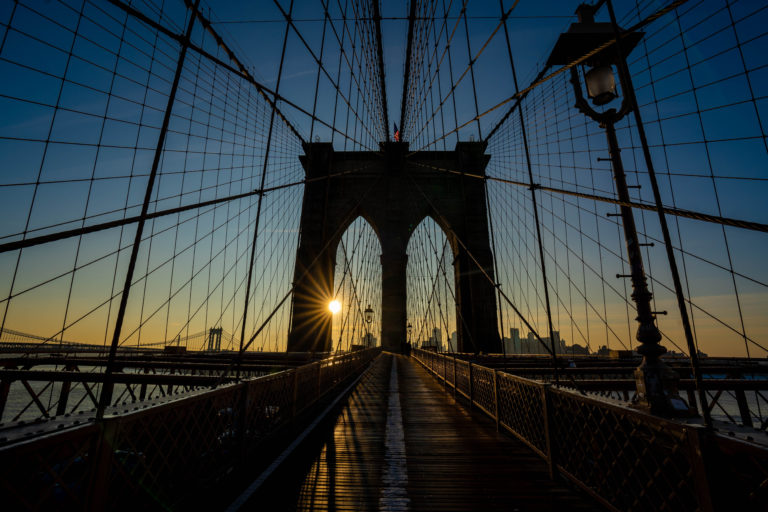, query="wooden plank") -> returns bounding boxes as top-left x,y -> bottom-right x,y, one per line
261,354 -> 600,511
399,355 -> 599,511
